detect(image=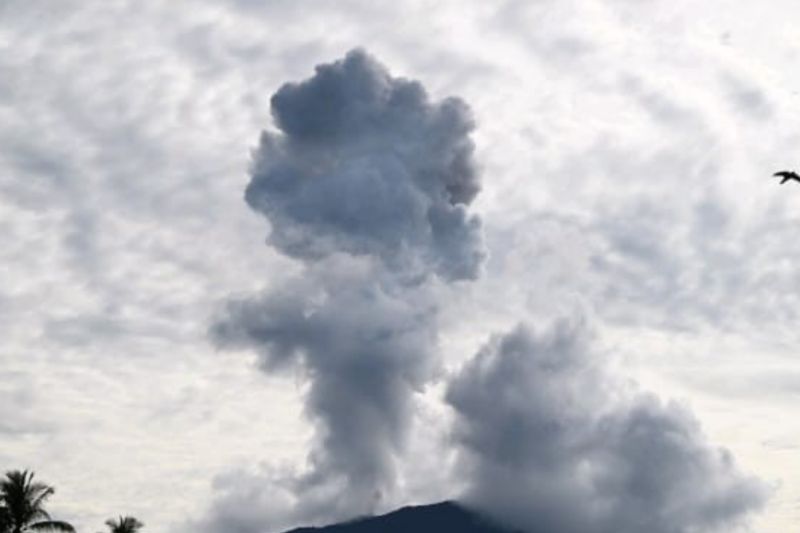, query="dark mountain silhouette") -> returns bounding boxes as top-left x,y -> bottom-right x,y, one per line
283,501 -> 520,533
